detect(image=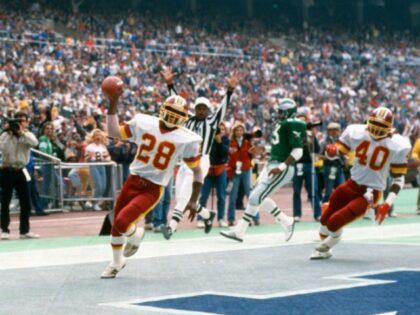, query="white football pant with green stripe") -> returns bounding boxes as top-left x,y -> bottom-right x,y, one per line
248,162 -> 294,212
